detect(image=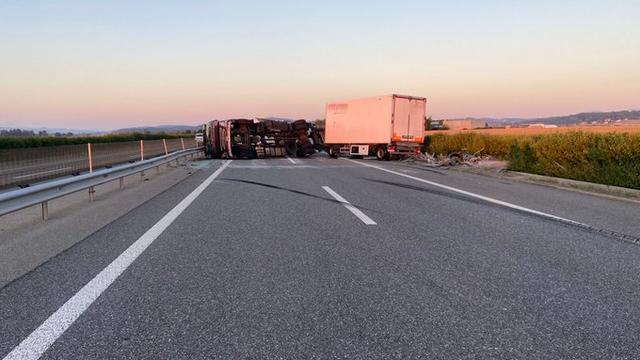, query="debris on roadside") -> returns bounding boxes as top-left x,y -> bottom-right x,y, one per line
401,149 -> 499,168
